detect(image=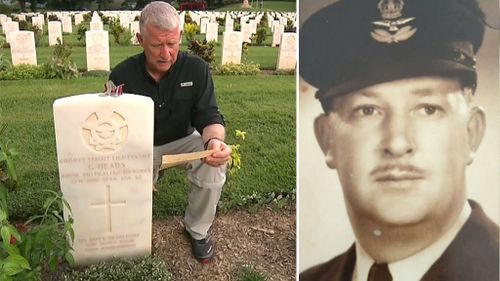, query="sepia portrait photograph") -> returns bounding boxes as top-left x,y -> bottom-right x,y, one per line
298,0 -> 499,280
